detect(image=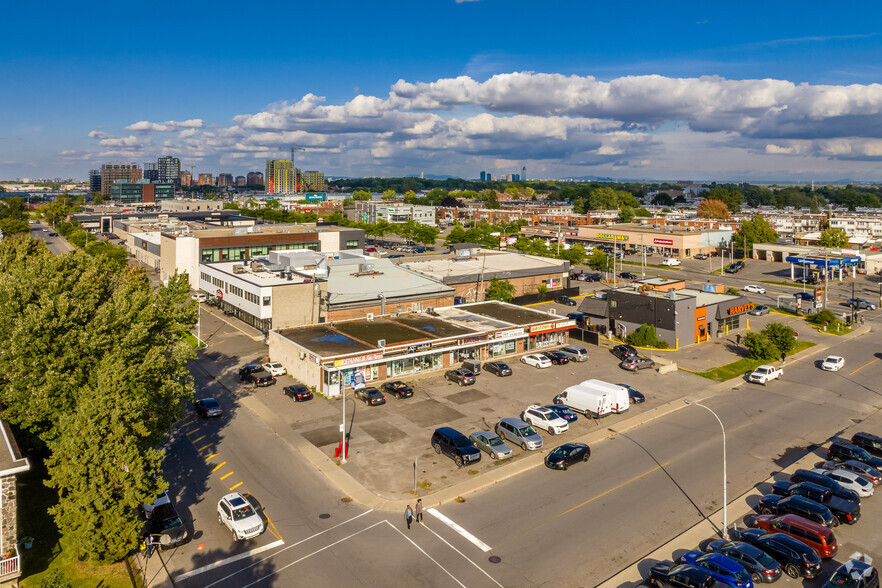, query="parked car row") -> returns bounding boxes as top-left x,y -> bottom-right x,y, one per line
645,433 -> 882,587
